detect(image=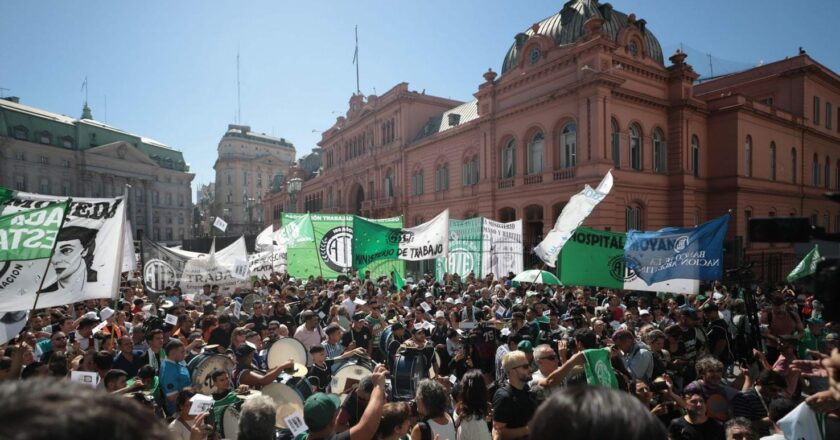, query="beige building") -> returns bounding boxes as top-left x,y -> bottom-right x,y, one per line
213,124 -> 295,236
0,97 -> 195,244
